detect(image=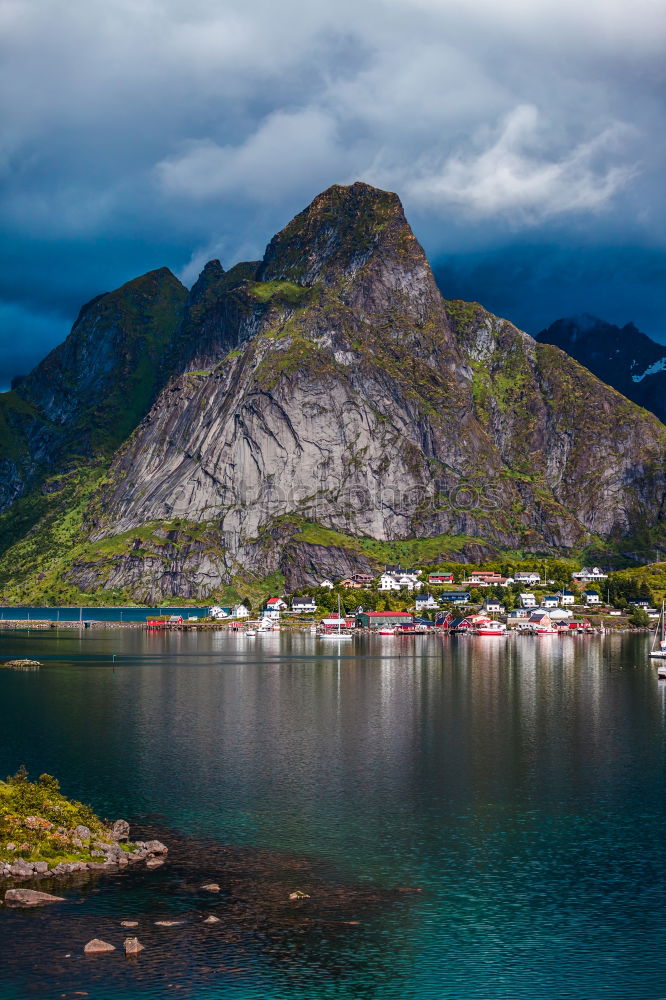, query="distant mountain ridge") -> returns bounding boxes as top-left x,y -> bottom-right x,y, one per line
536,315 -> 666,424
